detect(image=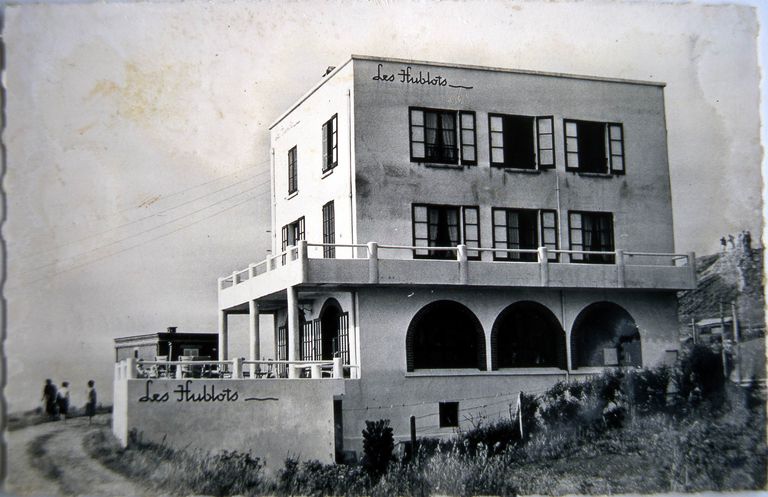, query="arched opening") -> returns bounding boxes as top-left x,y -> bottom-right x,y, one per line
319,299 -> 344,361
406,300 -> 486,371
491,301 -> 566,369
571,302 -> 642,368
